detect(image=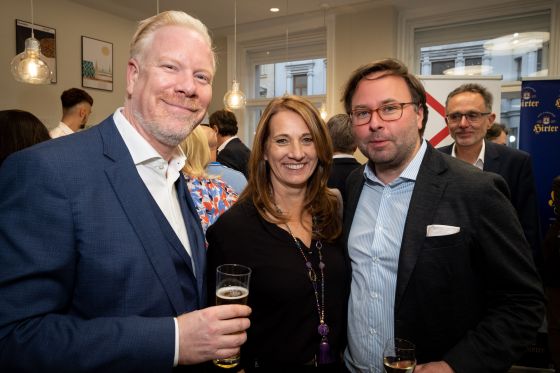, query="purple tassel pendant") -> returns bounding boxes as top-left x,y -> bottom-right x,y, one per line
317,323 -> 335,364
